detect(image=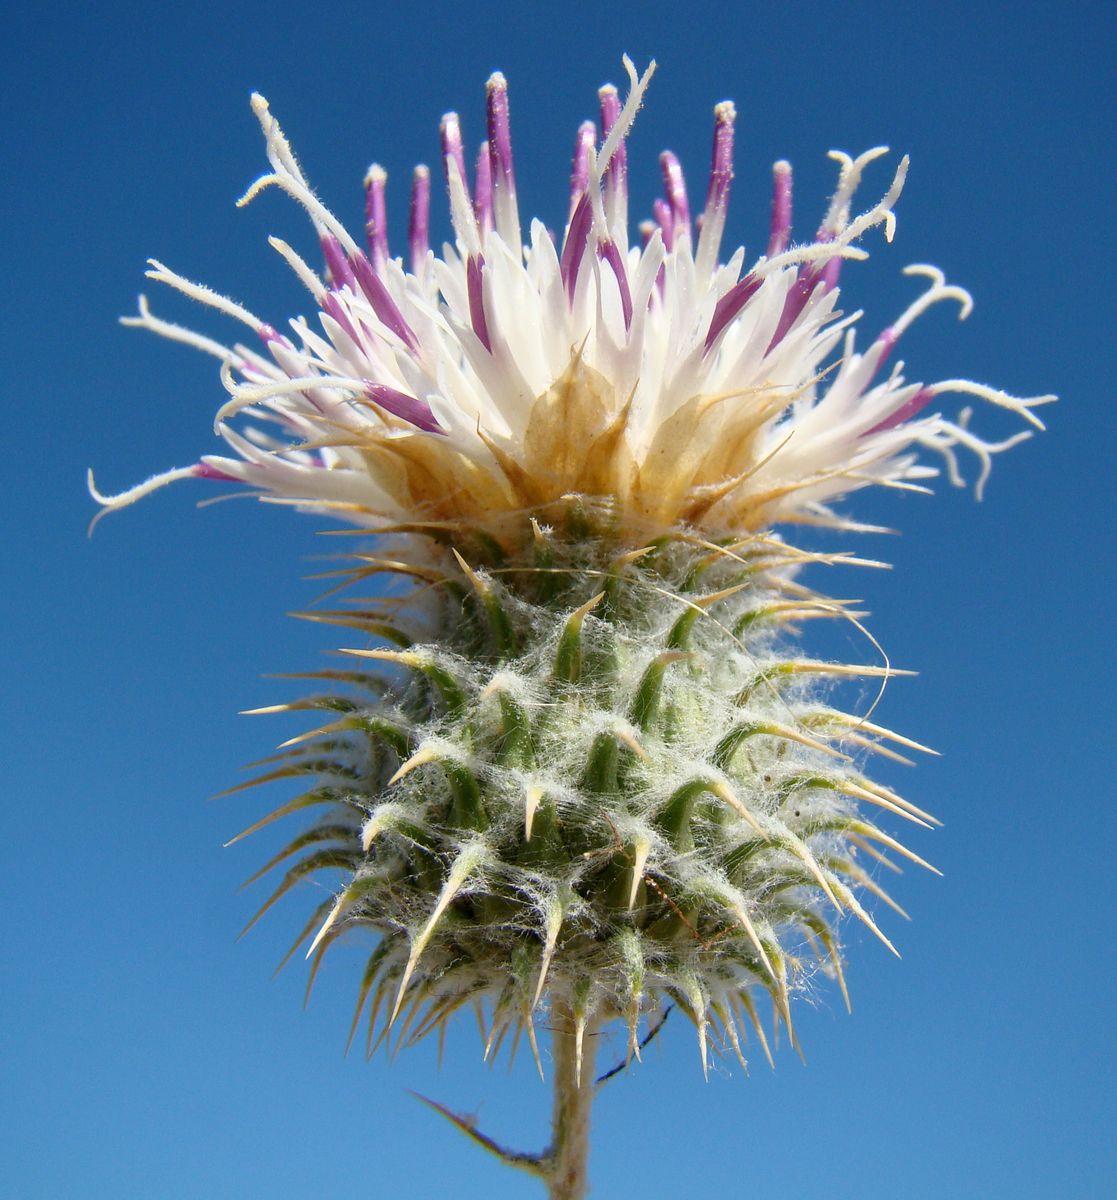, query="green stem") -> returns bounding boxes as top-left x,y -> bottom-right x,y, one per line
545,1000 -> 598,1200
